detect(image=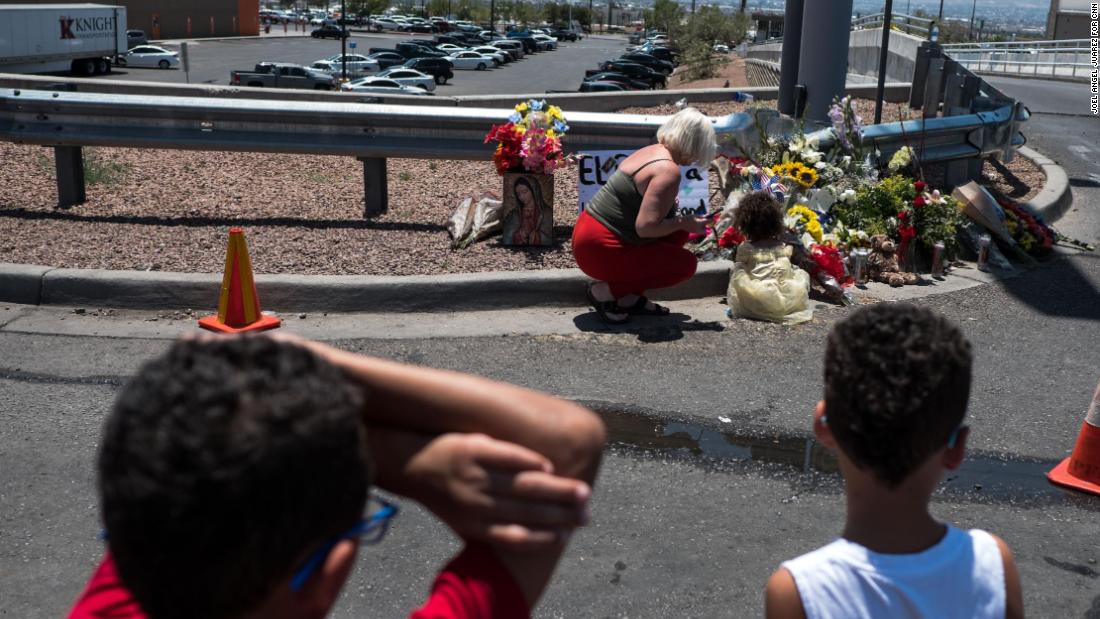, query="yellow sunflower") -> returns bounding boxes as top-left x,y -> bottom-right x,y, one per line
796,166 -> 819,188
